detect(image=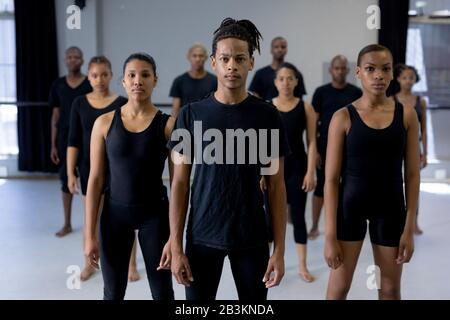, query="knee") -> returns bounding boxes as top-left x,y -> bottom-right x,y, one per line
379,282 -> 401,300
